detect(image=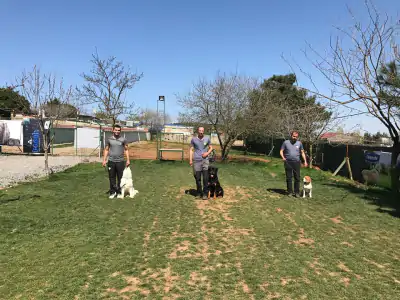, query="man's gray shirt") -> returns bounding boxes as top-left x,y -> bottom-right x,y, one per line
191,136 -> 211,162
107,136 -> 127,162
281,140 -> 304,162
